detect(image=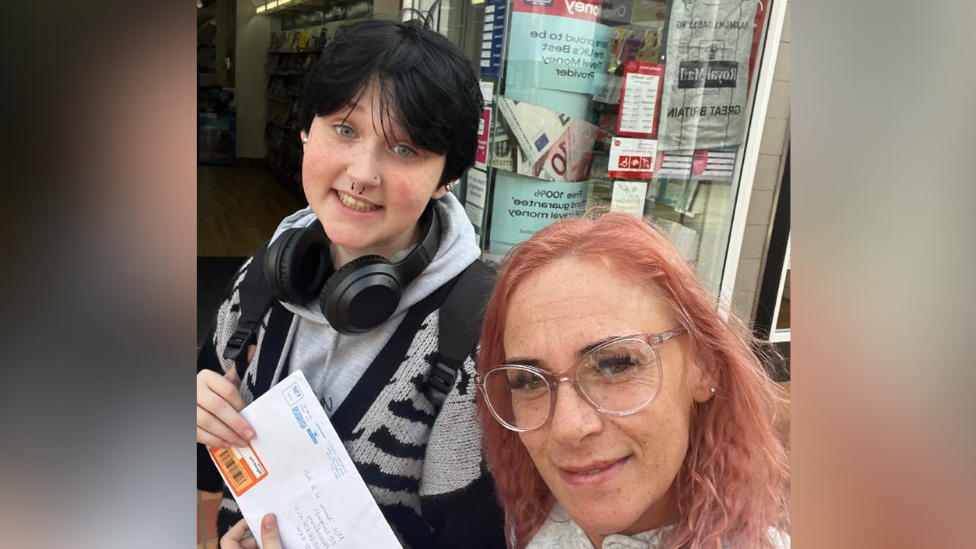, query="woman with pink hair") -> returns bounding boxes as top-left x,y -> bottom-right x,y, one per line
476,212 -> 789,549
